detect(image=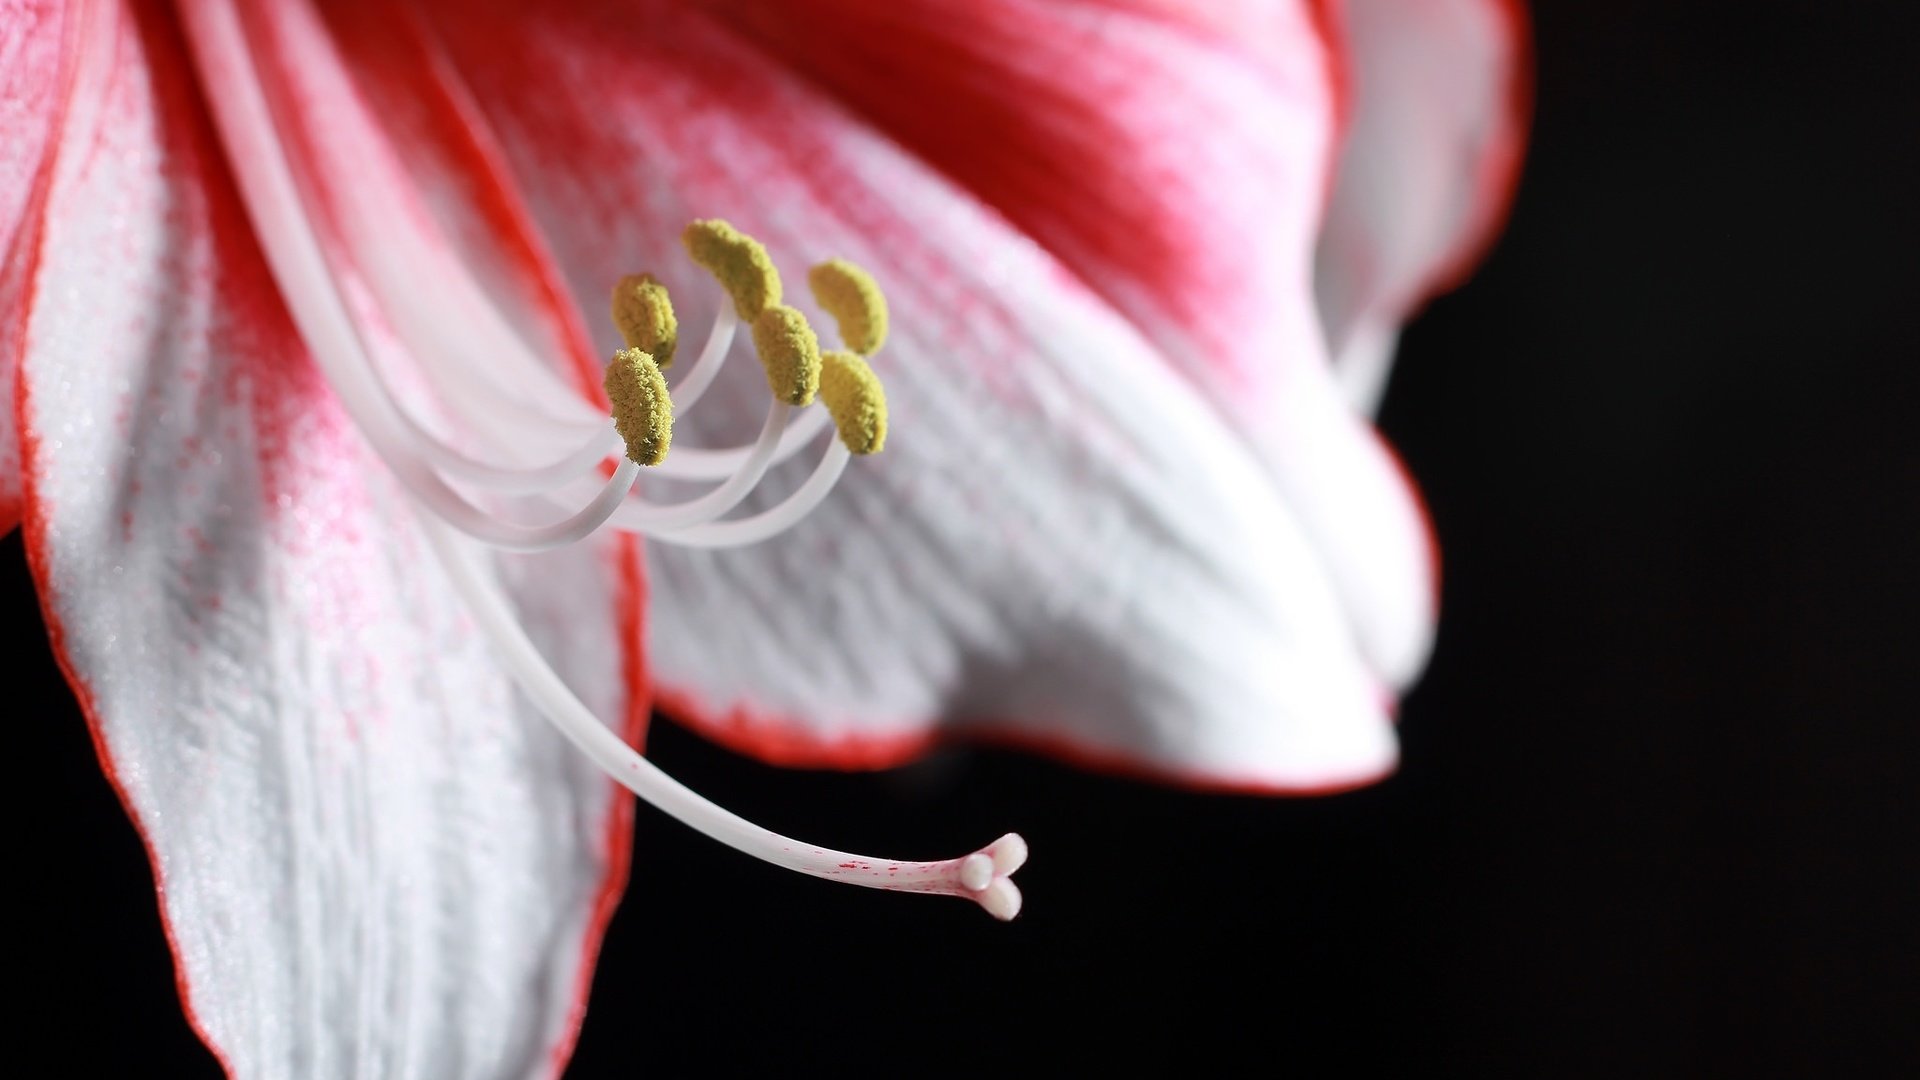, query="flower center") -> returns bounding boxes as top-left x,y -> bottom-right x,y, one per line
180,0 -> 1024,917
